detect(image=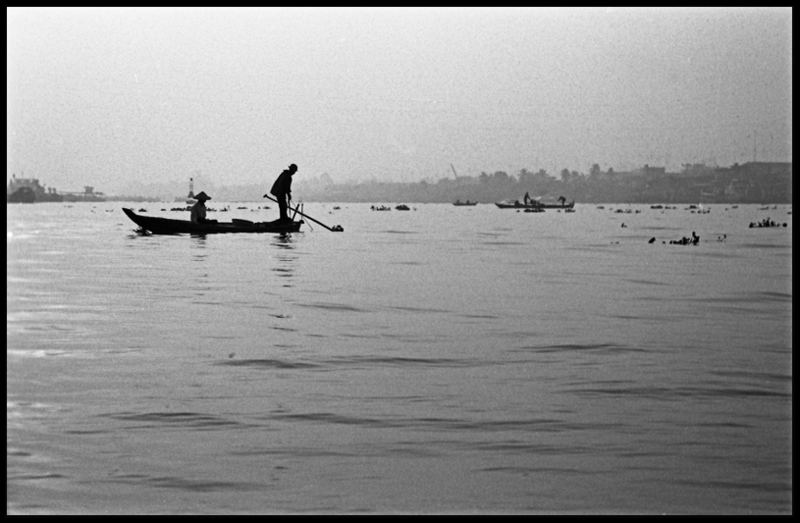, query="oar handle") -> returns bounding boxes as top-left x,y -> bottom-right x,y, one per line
263,194 -> 343,232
